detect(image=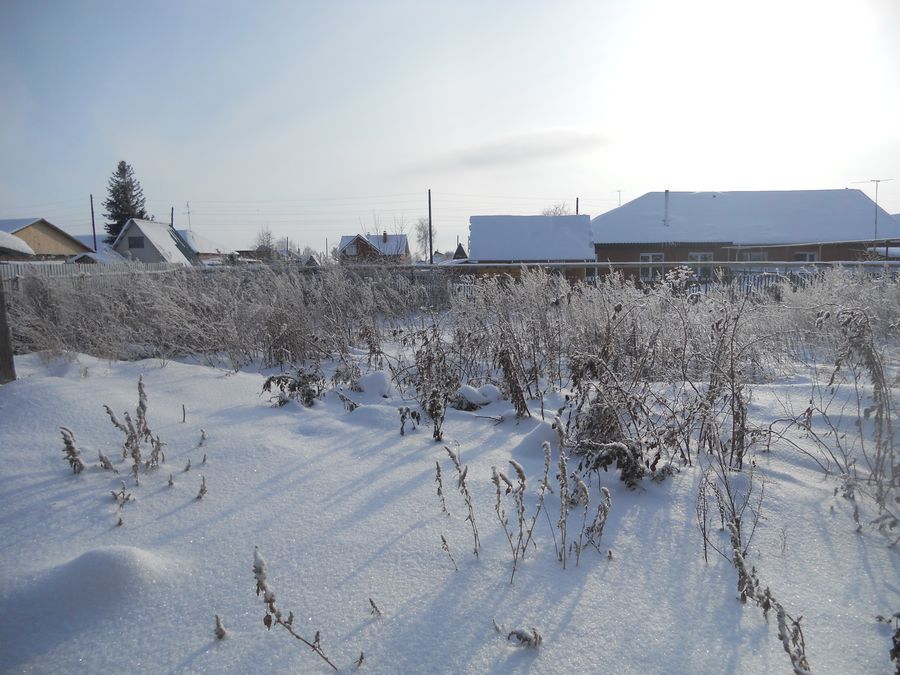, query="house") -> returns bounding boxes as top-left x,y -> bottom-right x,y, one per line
591,189 -> 900,281
0,218 -> 91,261
337,232 -> 410,264
467,215 -> 595,281
111,219 -> 195,265
176,229 -> 230,266
0,231 -> 35,260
